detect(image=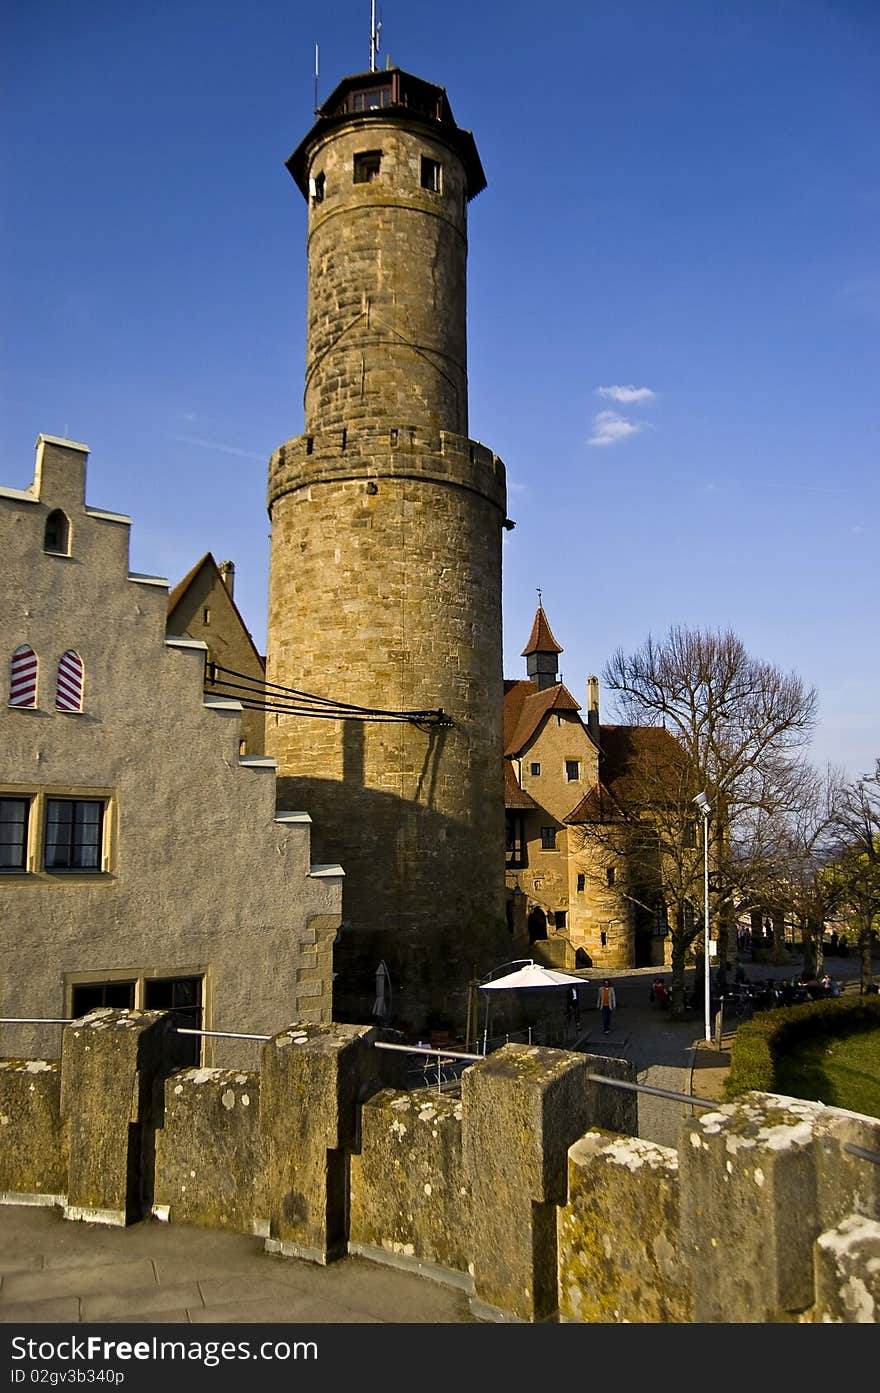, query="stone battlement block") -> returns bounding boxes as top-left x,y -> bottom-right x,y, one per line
558,1130 -> 691,1323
